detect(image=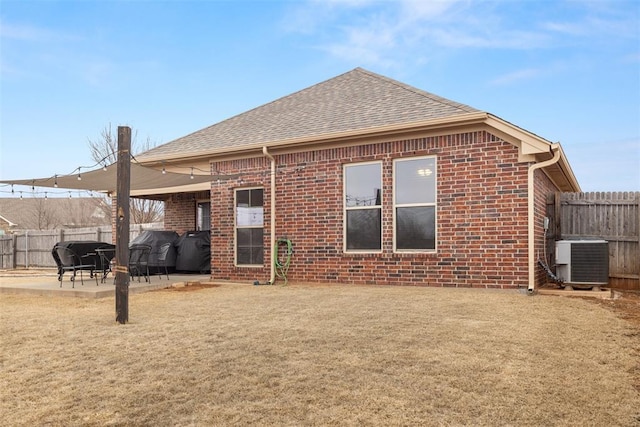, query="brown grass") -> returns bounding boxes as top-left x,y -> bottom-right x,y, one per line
1,284 -> 639,426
